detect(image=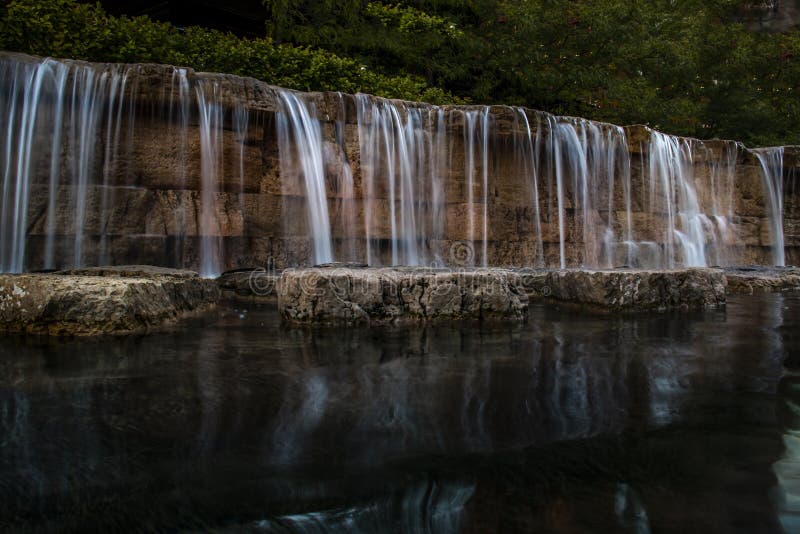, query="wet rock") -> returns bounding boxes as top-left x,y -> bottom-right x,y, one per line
217,268 -> 279,301
59,265 -> 200,279
277,267 -> 528,325
0,267 -> 218,336
725,266 -> 800,294
528,268 -> 727,312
